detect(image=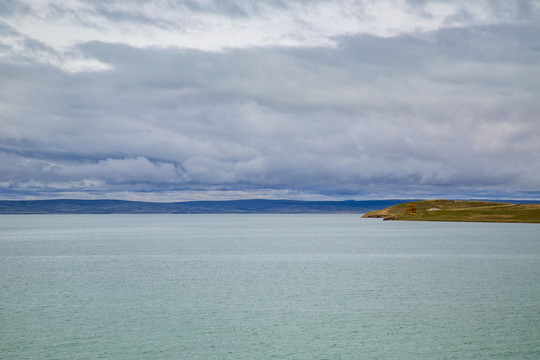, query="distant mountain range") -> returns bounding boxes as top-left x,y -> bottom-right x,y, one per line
0,199 -> 537,215
0,199 -> 411,214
